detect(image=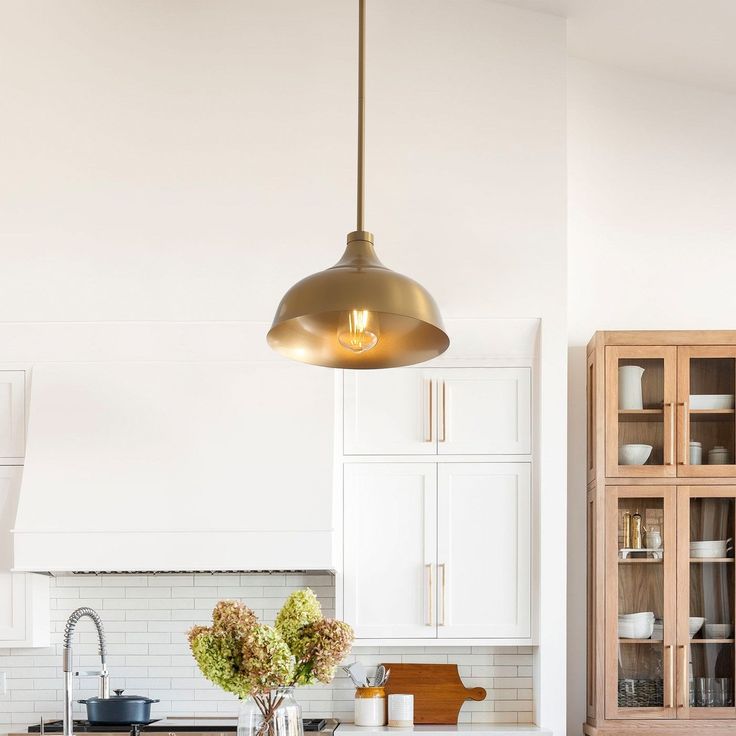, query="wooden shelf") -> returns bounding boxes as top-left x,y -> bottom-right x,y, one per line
690,639 -> 735,644
690,409 -> 735,422
690,558 -> 734,563
617,638 -> 662,644
619,557 -> 663,564
618,409 -> 664,422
